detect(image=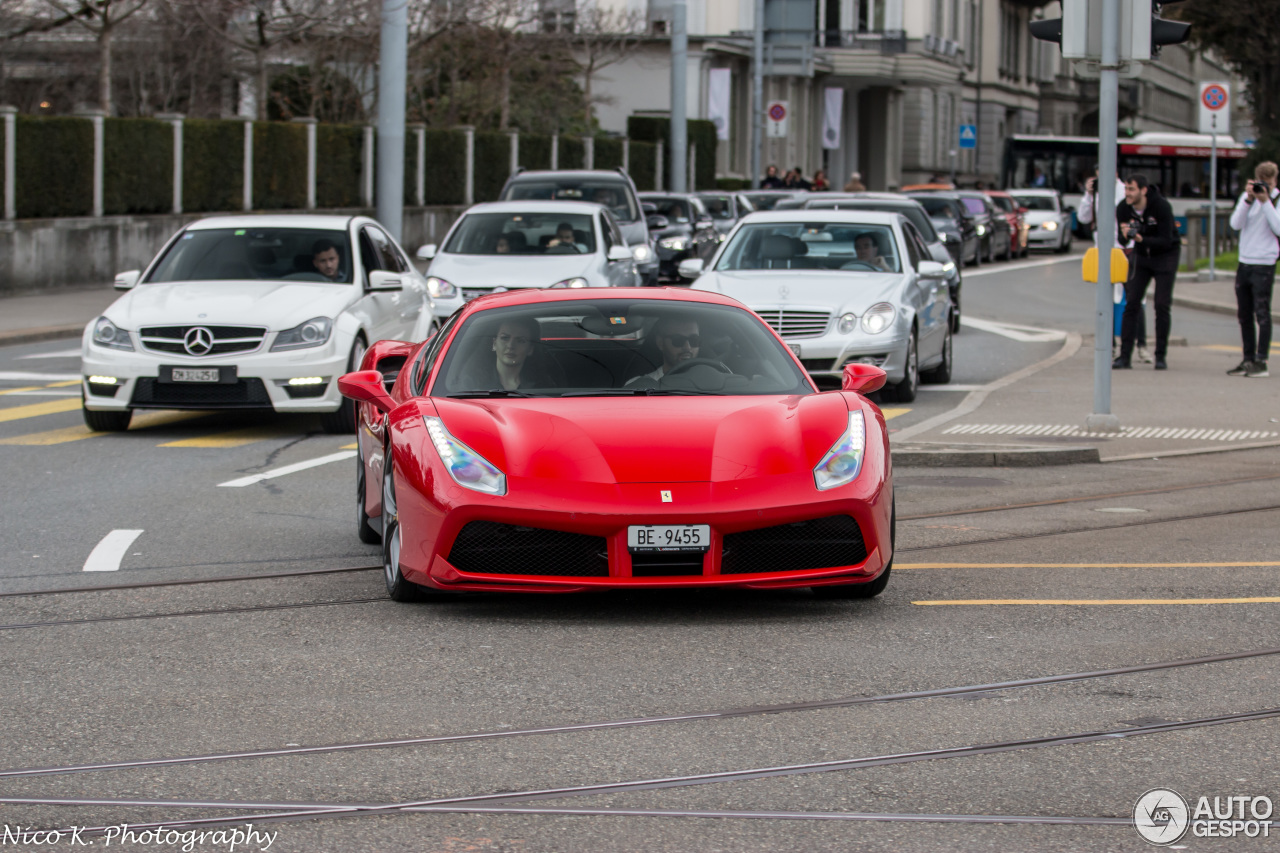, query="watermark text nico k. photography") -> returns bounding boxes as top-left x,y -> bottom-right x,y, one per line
1,823 -> 278,851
